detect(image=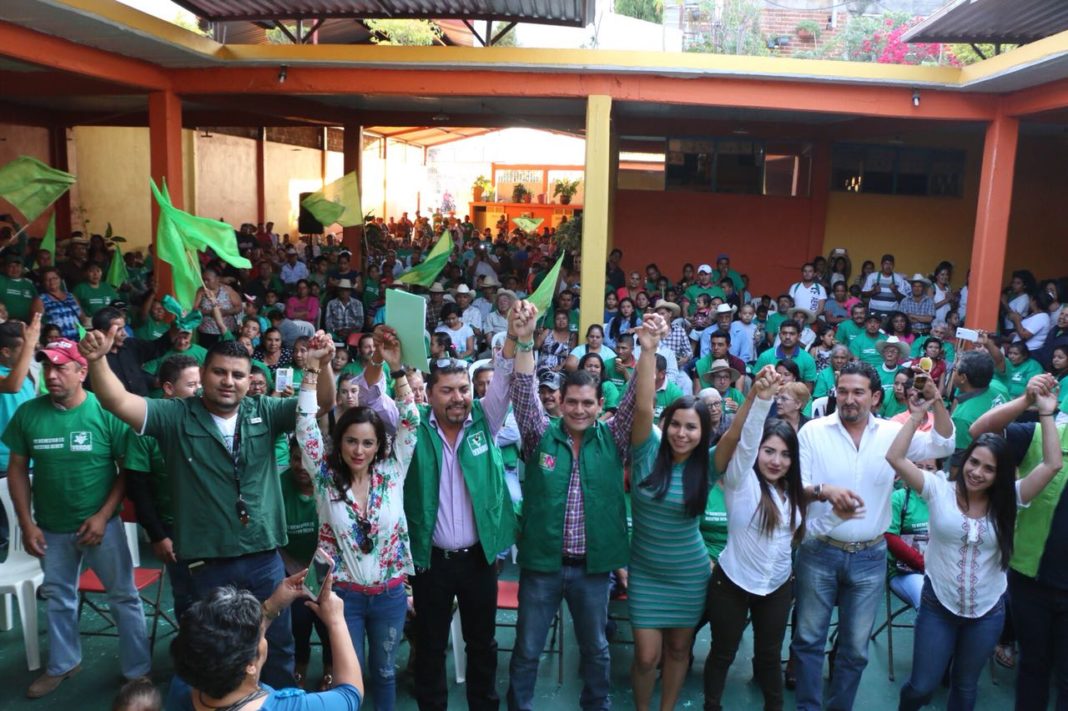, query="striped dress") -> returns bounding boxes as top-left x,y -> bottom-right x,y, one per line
628,429 -> 717,628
